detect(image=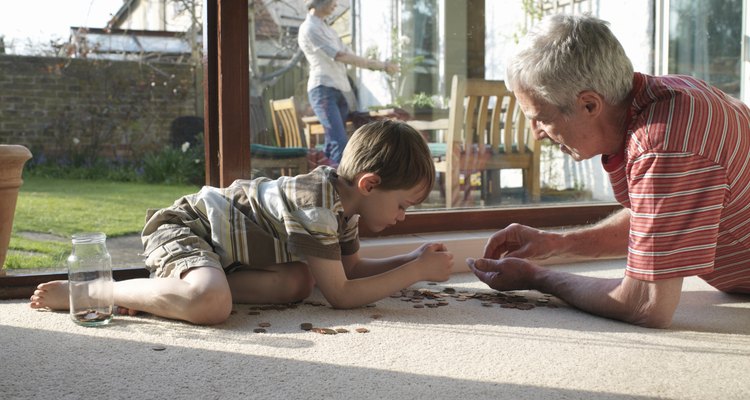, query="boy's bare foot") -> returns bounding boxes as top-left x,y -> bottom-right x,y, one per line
115,306 -> 140,316
29,280 -> 70,310
30,280 -> 140,316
